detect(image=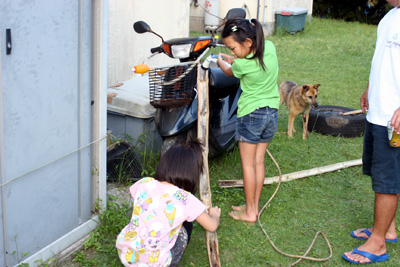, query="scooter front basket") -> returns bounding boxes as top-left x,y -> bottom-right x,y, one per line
148,63 -> 197,108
